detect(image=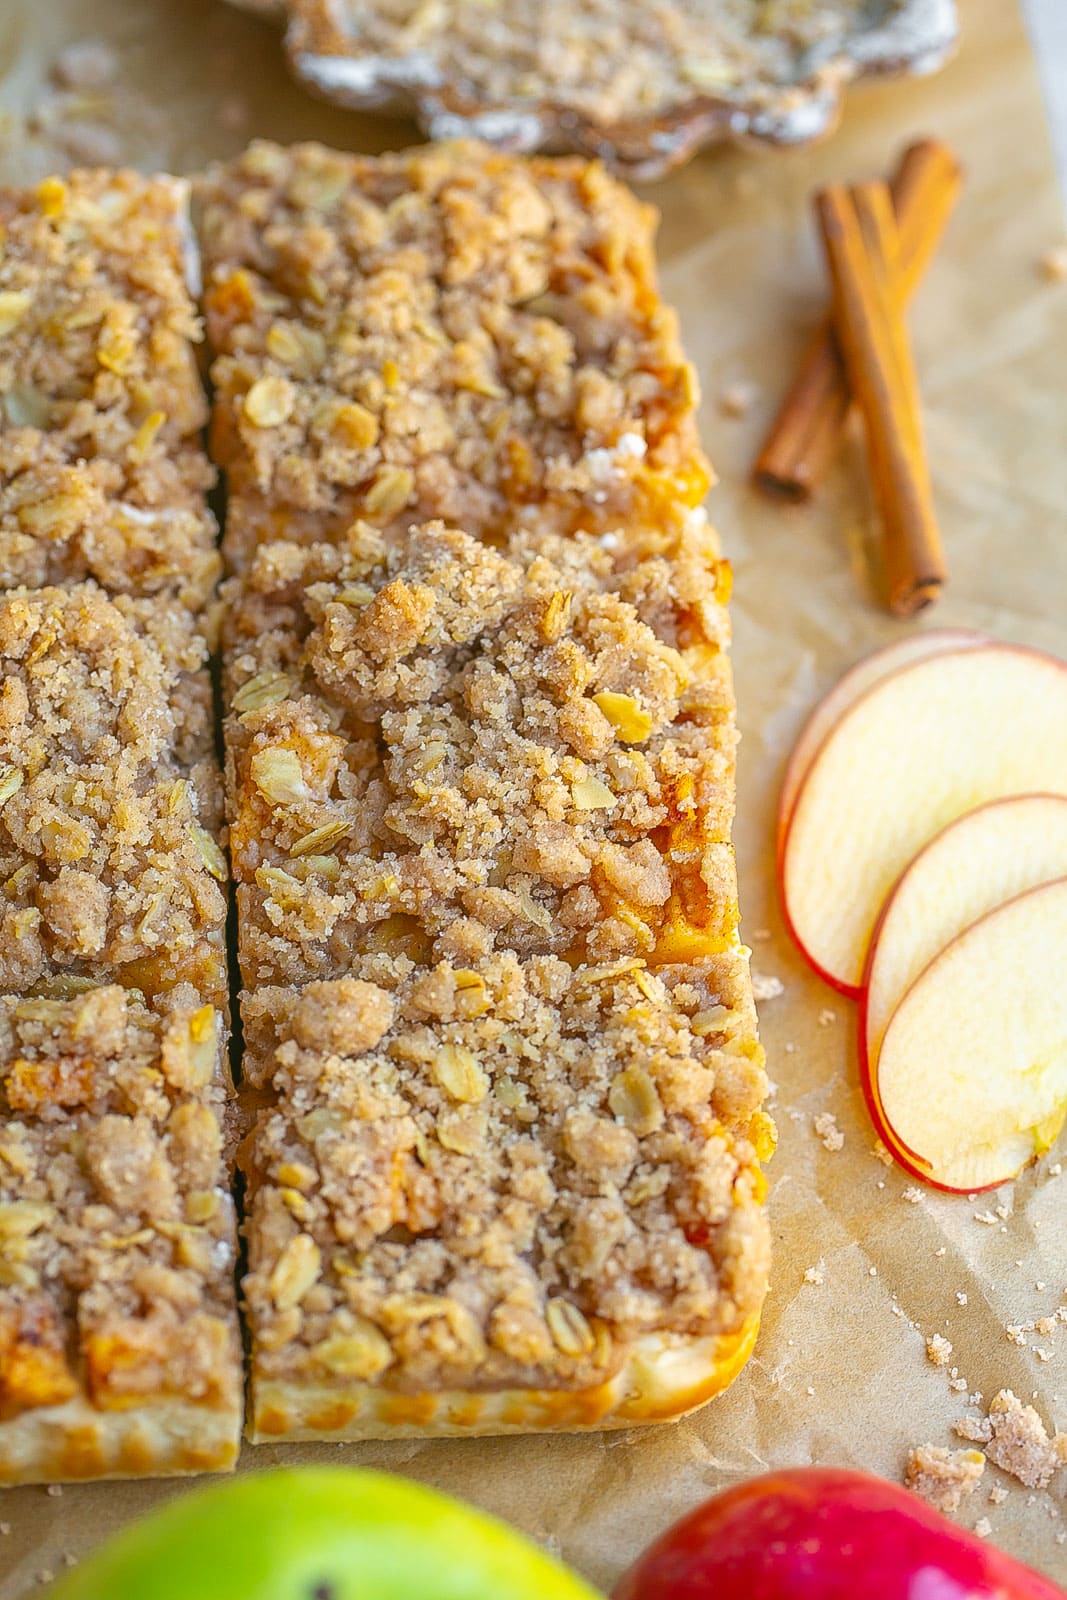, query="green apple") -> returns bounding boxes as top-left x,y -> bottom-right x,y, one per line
46,1467 -> 602,1600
